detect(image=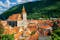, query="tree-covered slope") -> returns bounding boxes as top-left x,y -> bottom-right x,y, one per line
0,0 -> 60,20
